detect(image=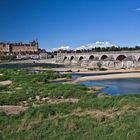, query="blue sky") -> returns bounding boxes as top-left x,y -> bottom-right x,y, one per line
0,0 -> 140,50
